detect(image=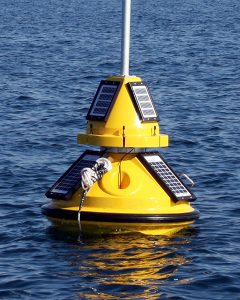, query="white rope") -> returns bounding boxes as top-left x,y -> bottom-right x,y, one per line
96,157 -> 112,172
78,157 -> 112,231
81,168 -> 97,191
81,157 -> 112,190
